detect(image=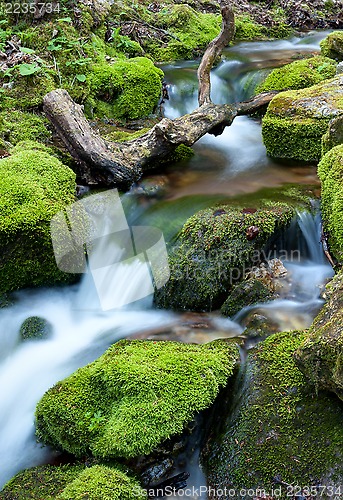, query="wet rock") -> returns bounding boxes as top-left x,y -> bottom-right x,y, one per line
318,144 -> 343,261
322,114 -> 343,155
262,76 -> 343,161
295,271 -> 343,401
19,316 -> 53,342
221,259 -> 290,318
141,458 -> 174,486
337,61 -> 343,74
203,331 -> 343,496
